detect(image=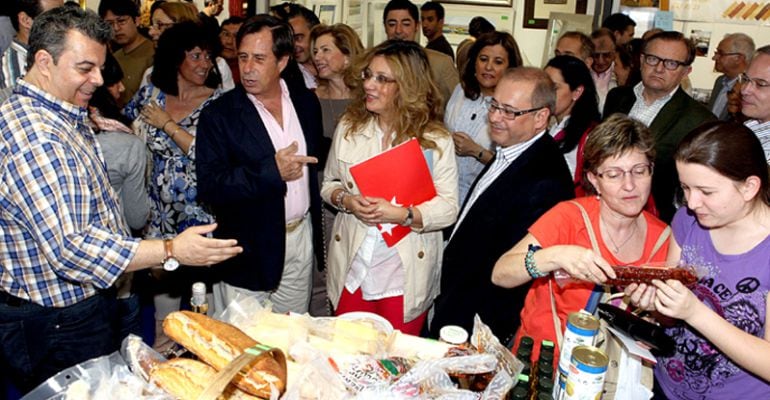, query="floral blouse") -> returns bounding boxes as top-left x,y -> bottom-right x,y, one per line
124,83 -> 221,238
